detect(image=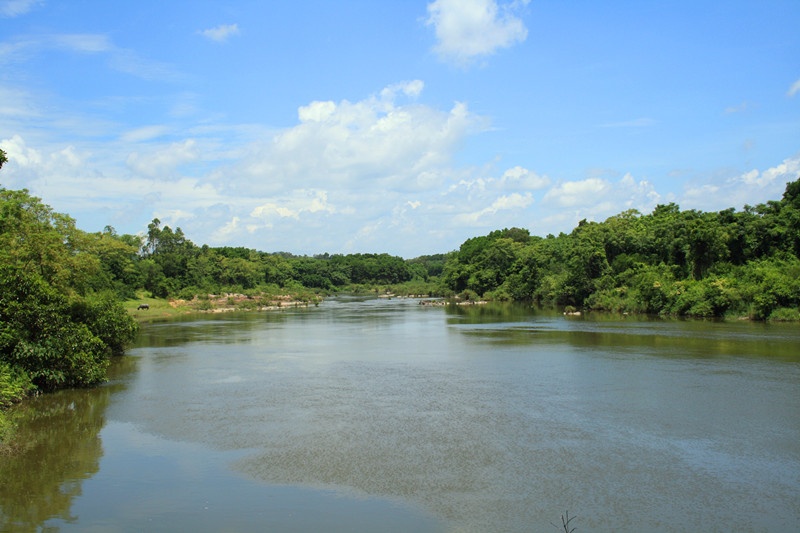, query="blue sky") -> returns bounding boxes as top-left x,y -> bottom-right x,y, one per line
1,0 -> 798,257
